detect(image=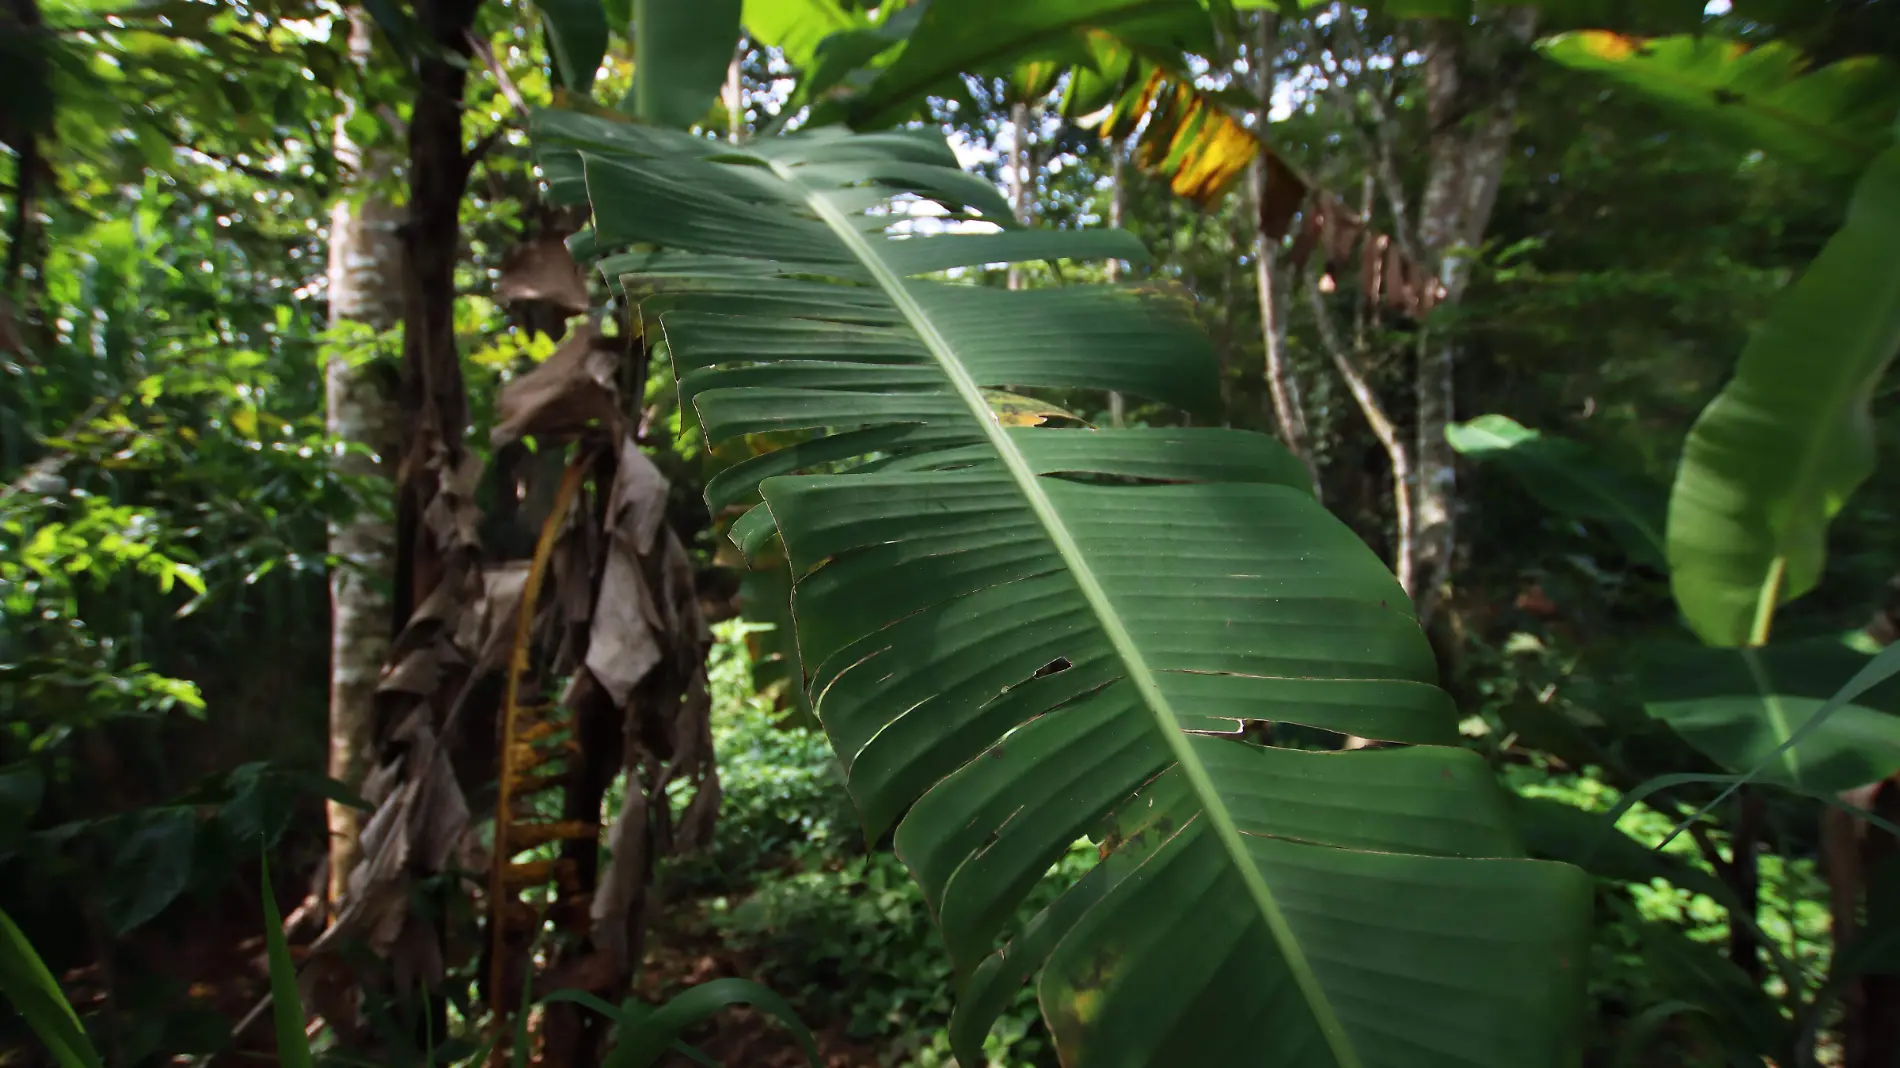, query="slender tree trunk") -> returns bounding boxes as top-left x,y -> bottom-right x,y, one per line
724,36 -> 745,143
1726,791 -> 1765,982
1411,23 -> 1466,629
395,0 -> 481,622
1306,276 -> 1413,591
3,0 -> 49,356
1409,11 -> 1533,628
324,9 -> 403,909
1850,785 -> 1900,1068
1107,144 -> 1126,427
1006,101 -> 1031,291
1835,596 -> 1900,1068
1250,10 -> 1319,496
